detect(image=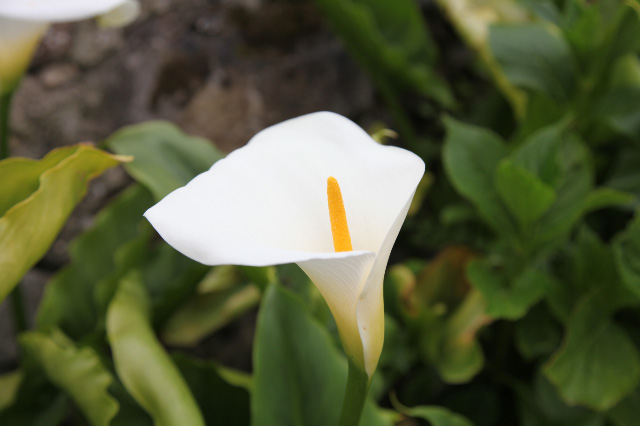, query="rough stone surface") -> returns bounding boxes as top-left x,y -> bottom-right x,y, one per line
1,0 -> 380,371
